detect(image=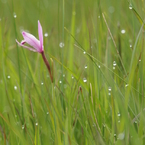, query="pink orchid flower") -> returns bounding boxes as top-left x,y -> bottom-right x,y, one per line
16,20 -> 53,83
16,20 -> 44,53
